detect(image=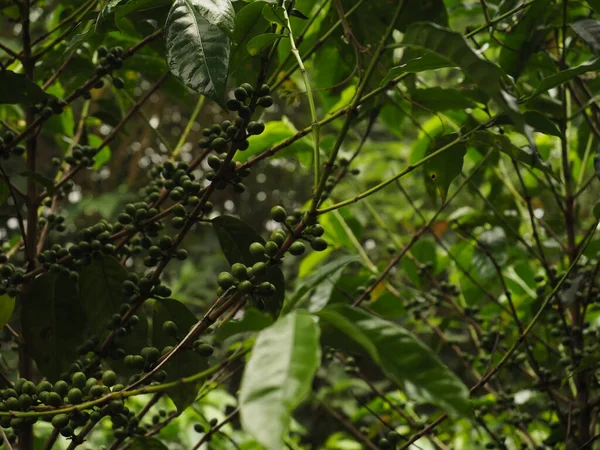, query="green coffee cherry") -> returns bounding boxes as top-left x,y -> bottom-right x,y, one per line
54,380 -> 69,397
237,280 -> 253,293
72,372 -> 86,389
102,370 -> 117,387
258,282 -> 276,296
141,346 -> 160,362
258,84 -> 271,96
240,83 -> 254,95
195,343 -> 214,357
162,320 -> 178,336
231,263 -> 248,280
234,87 -> 248,101
249,242 -> 265,257
265,241 -> 279,257
252,261 -> 267,277
211,137 -> 228,151
270,206 -> 287,222
311,238 -> 328,251
36,381 -> 52,396
52,414 -> 70,429
226,98 -> 241,111
67,388 -> 83,404
217,272 -> 235,288
46,392 -> 62,407
289,242 -> 305,256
